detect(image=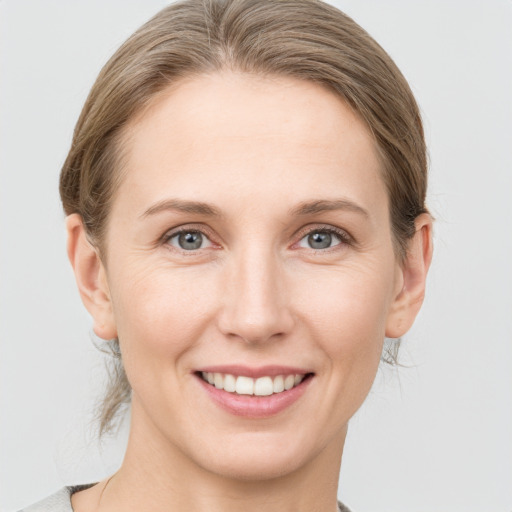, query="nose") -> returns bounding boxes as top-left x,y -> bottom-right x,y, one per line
217,246 -> 295,345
